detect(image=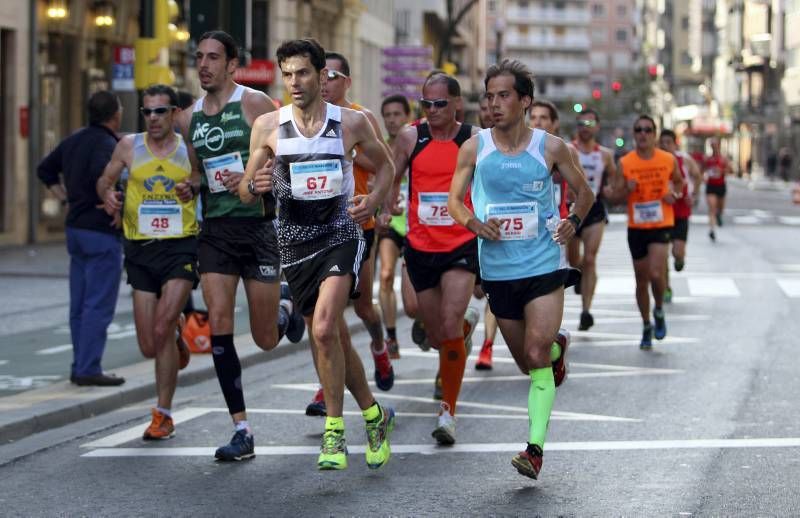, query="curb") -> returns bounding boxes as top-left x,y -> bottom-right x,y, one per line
0,310 -> 363,445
